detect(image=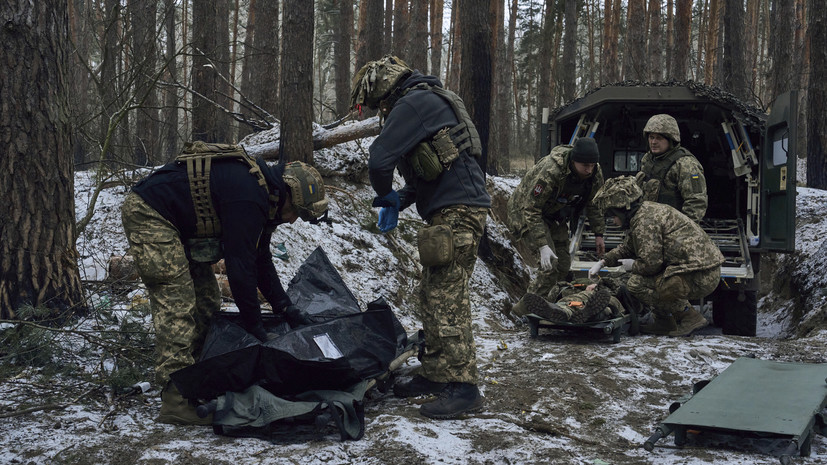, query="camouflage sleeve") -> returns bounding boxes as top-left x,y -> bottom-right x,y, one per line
521,167 -> 560,252
672,157 -> 708,222
585,169 -> 605,235
603,236 -> 633,266
629,213 -> 666,276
